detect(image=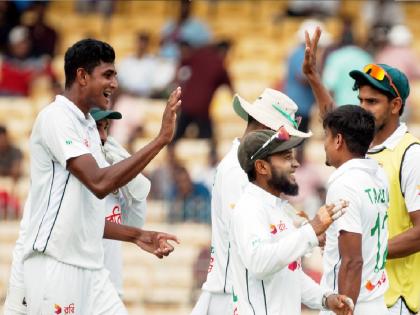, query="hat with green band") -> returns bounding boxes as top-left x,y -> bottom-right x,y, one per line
232,88 -> 312,138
